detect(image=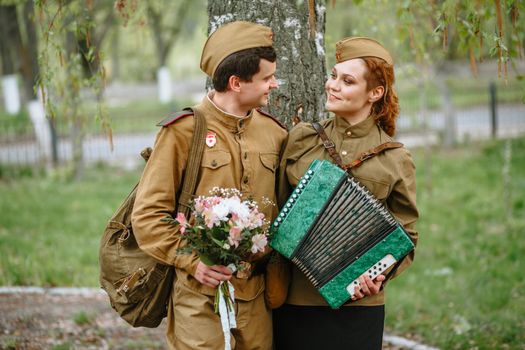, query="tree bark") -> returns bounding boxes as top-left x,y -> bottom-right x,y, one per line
0,4 -> 22,114
207,0 -> 327,126
20,1 -> 40,101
